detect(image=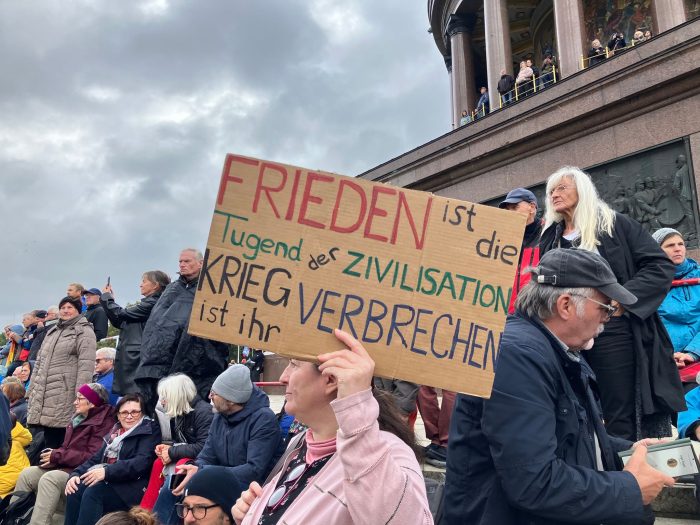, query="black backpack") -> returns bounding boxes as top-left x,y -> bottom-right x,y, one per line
0,491 -> 35,525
